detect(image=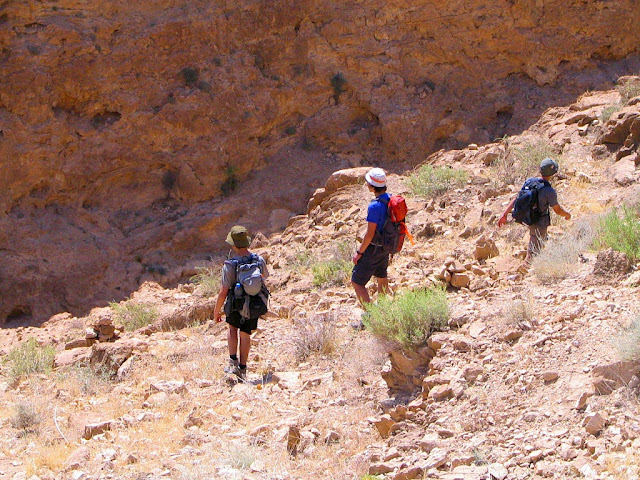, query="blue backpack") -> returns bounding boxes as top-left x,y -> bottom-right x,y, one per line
512,178 -> 551,225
